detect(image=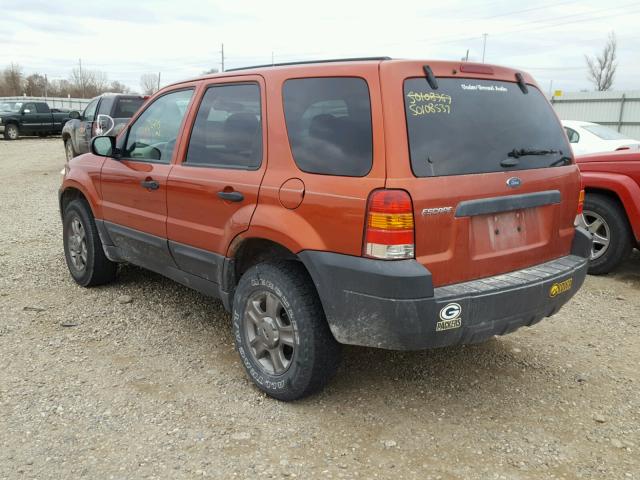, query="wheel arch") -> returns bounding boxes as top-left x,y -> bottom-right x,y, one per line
582,172 -> 640,242
59,183 -> 99,220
